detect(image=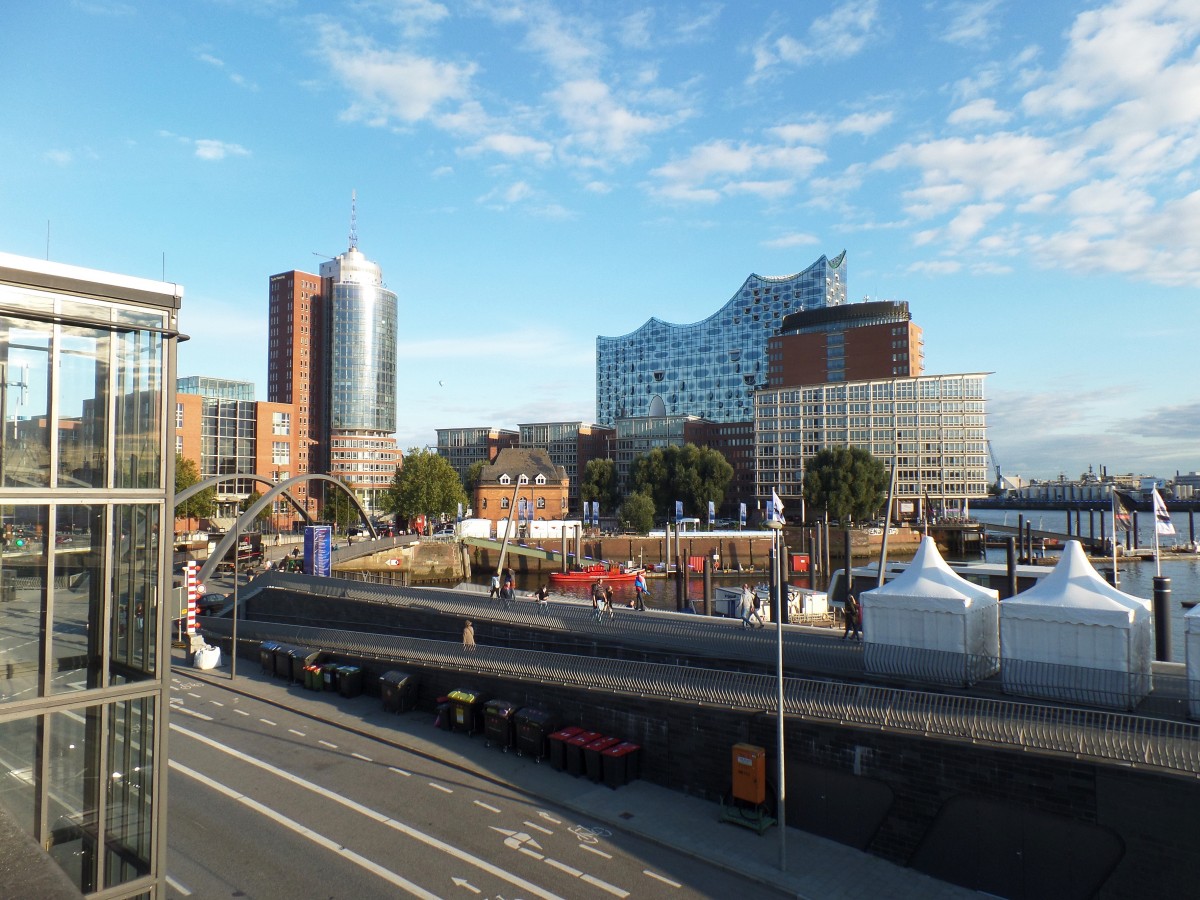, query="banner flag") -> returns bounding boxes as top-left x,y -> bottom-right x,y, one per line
675,500 -> 683,523
1113,490 -> 1137,533
708,500 -> 715,524
771,489 -> 785,523
1152,488 -> 1175,536
739,502 -> 746,526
